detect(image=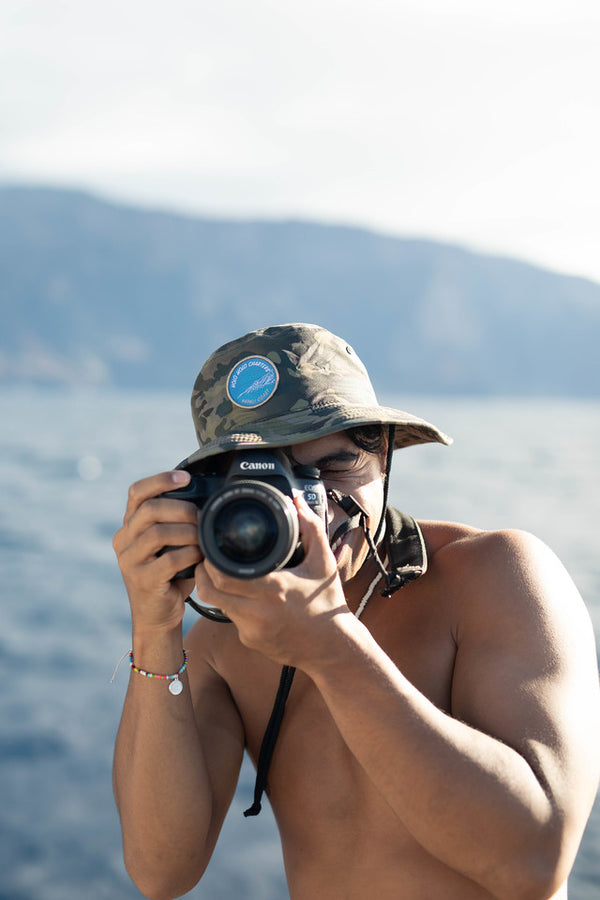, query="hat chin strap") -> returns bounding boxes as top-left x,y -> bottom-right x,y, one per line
327,489 -> 391,590
327,490 -> 368,550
